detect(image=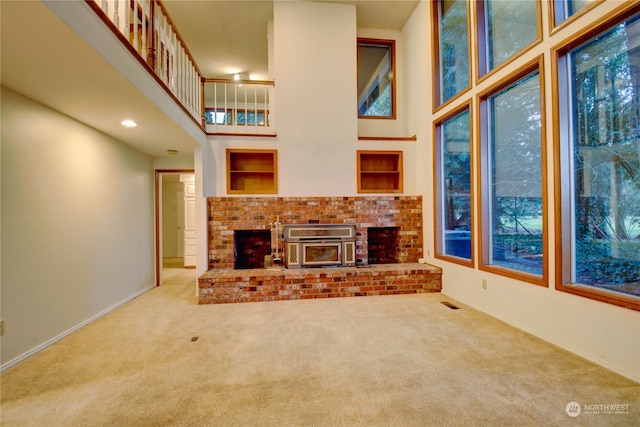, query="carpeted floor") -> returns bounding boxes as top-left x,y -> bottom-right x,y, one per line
162,258 -> 195,287
1,270 -> 638,426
